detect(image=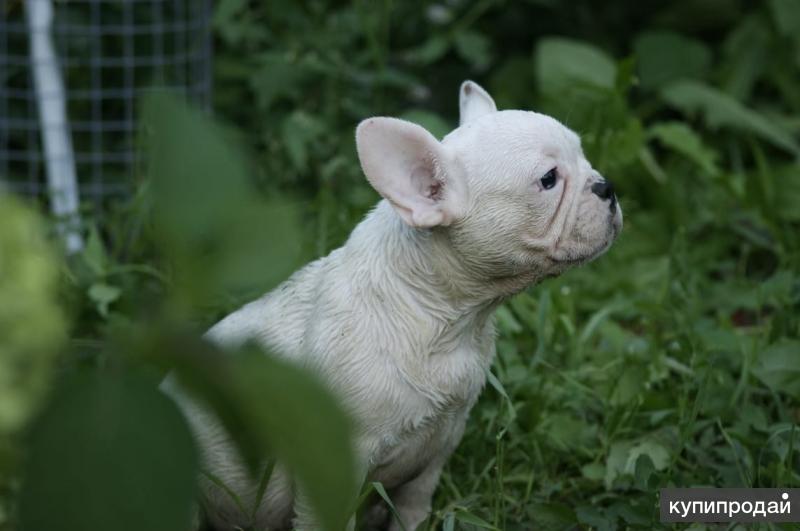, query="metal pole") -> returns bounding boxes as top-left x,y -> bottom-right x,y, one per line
25,0 -> 84,253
